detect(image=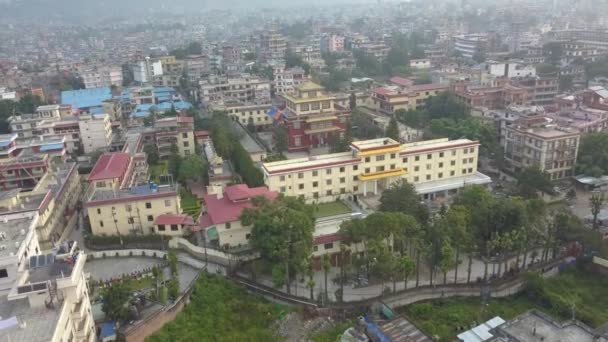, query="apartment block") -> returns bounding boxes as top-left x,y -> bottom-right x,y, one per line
262,137 -> 491,203
77,113 -> 113,154
503,116 -> 580,180
154,116 -> 195,158
199,75 -> 271,106
371,81 -> 449,114
0,212 -> 95,342
273,66 -> 307,95
259,30 -> 287,66
221,100 -> 273,128
81,65 -> 123,89
85,183 -> 181,236
280,82 -> 350,152
0,134 -> 66,191
184,55 -> 209,84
